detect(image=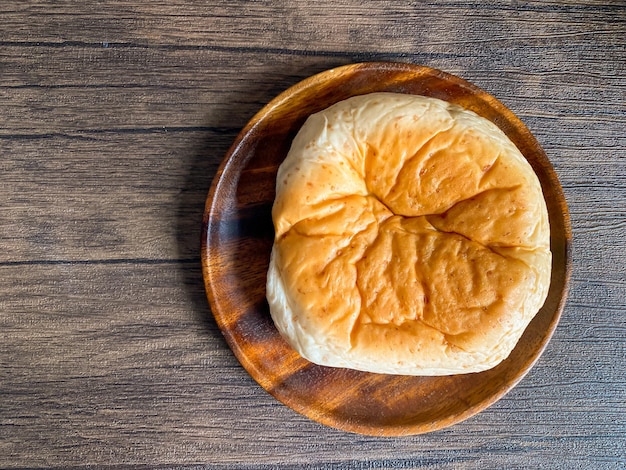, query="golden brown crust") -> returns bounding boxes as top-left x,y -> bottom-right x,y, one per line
267,92 -> 551,375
